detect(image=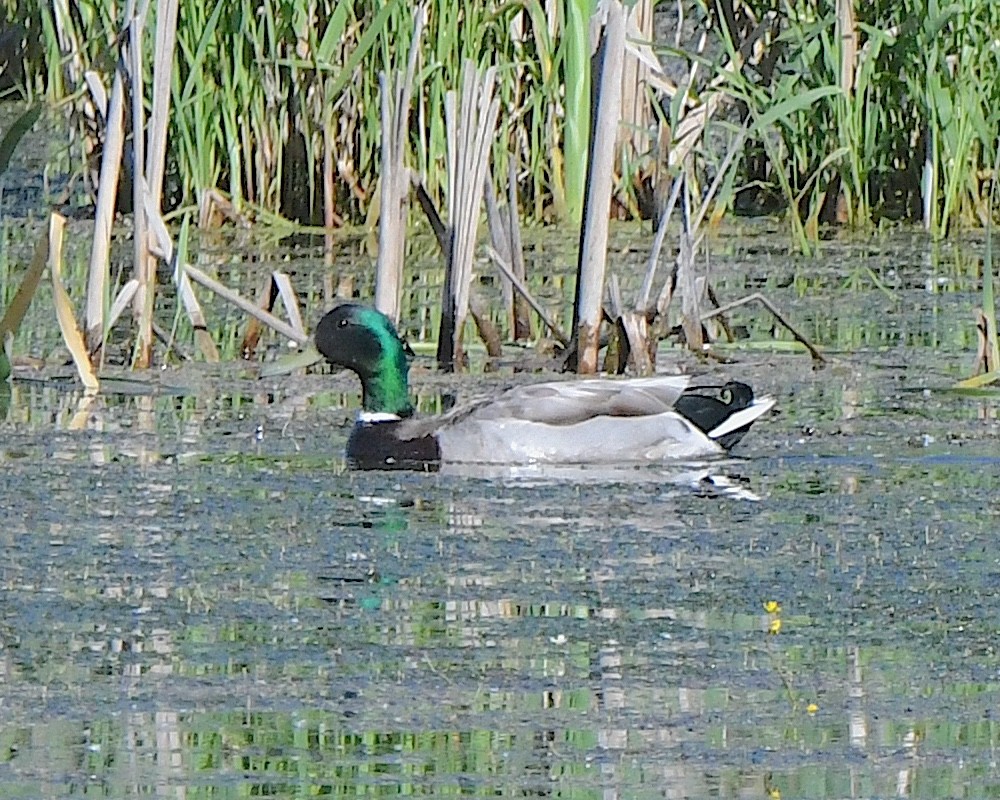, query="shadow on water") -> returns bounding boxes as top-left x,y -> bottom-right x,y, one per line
1,229 -> 1000,797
